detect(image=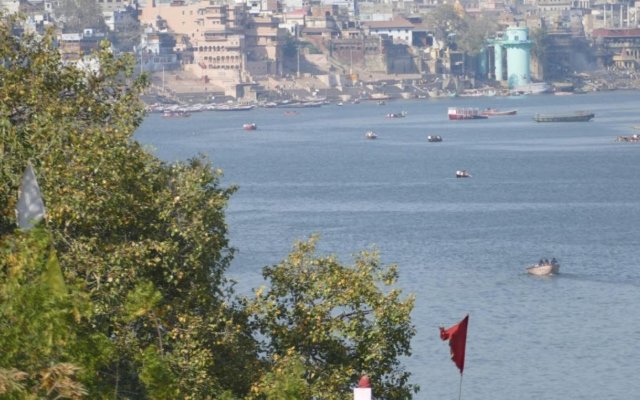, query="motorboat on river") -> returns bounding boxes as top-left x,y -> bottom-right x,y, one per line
427,135 -> 443,142
365,131 -> 378,139
456,170 -> 471,178
243,123 -> 257,131
526,258 -> 560,276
